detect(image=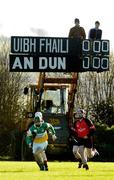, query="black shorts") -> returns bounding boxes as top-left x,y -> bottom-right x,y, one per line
77,137 -> 93,148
